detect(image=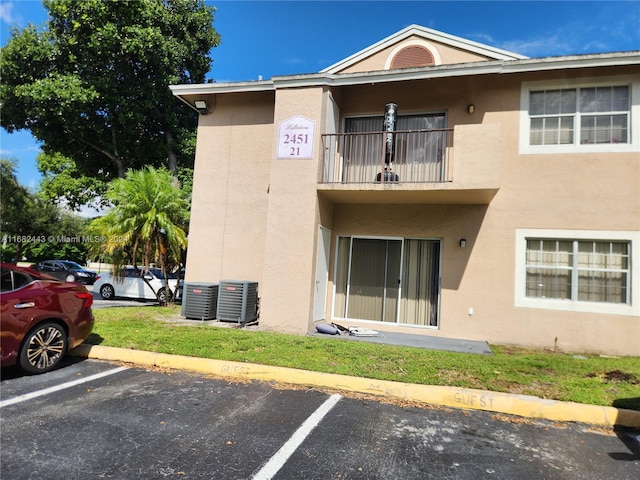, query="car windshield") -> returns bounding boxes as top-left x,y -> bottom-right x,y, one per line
60,261 -> 84,269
